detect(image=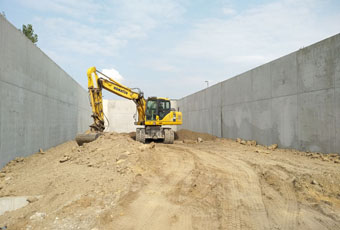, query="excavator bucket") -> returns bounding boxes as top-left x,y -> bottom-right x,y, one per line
75,133 -> 101,146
